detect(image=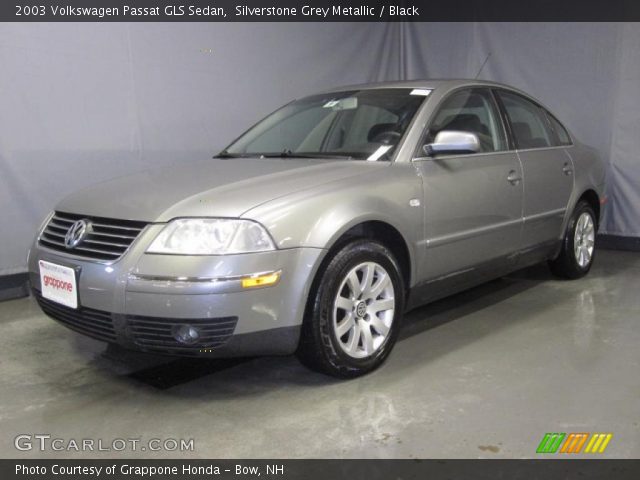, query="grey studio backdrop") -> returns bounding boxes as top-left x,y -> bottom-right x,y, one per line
0,22 -> 638,283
